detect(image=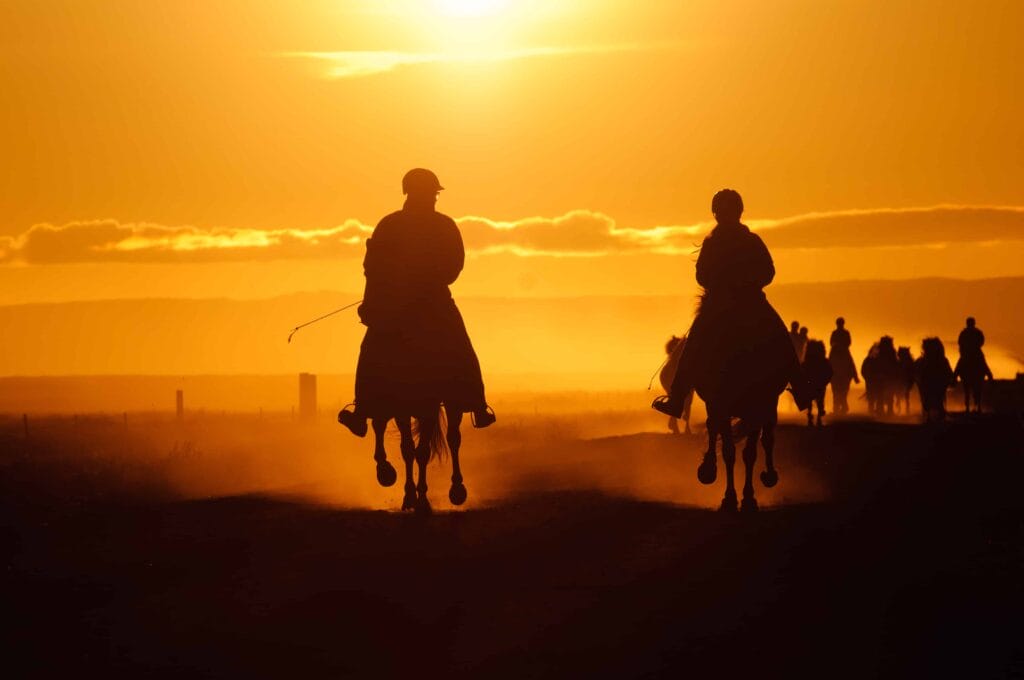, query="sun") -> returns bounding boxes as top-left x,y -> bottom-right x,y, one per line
433,0 -> 510,18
